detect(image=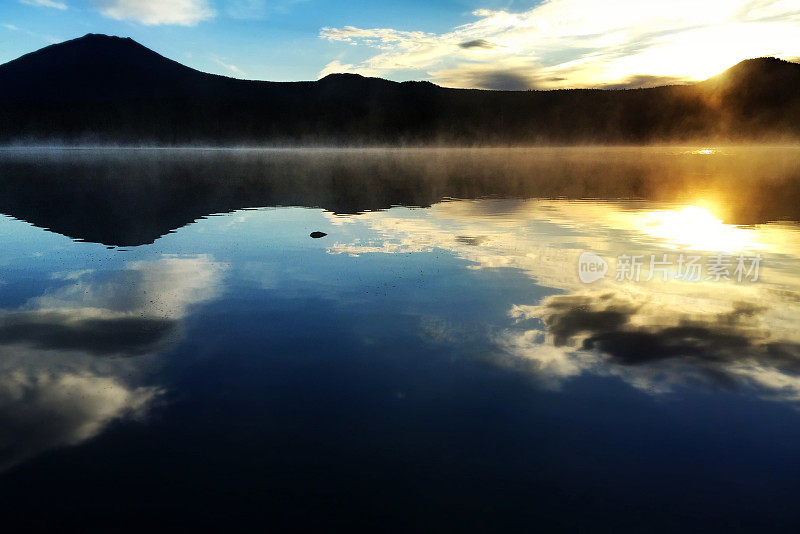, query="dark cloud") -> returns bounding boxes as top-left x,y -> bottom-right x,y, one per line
467,70 -> 536,91
536,293 -> 800,388
584,327 -> 751,365
601,74 -> 690,90
455,235 -> 488,246
0,311 -> 177,356
540,292 -> 637,345
458,39 -> 496,49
